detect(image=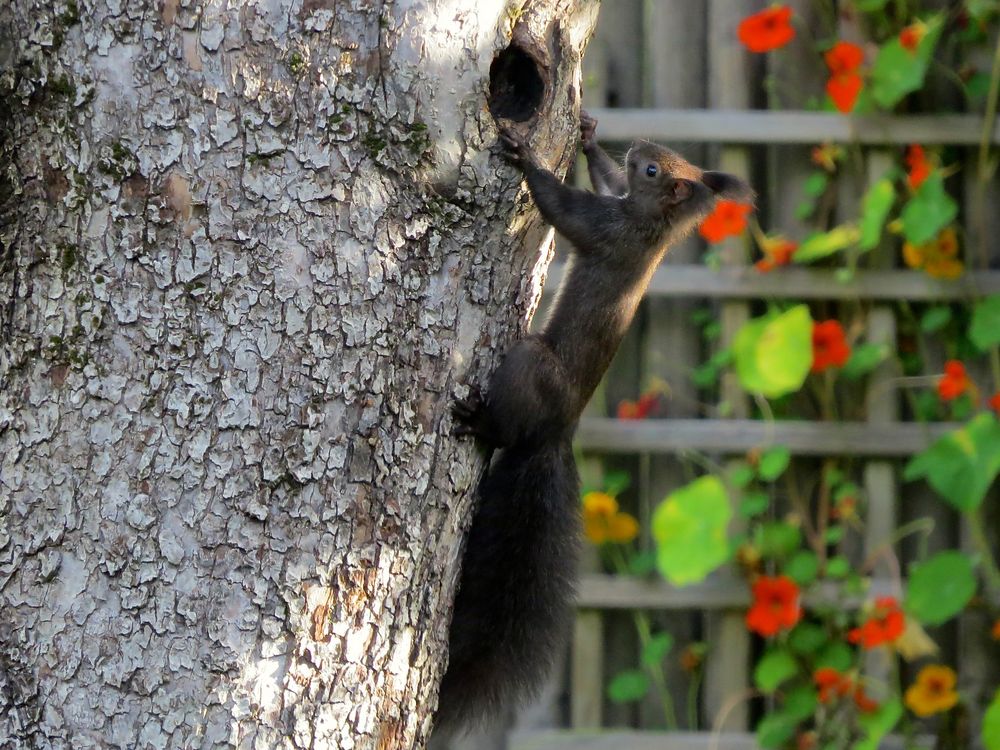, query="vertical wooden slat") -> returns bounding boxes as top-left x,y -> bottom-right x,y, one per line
638,0 -> 708,730
571,611 -> 606,729
701,0 -> 759,733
